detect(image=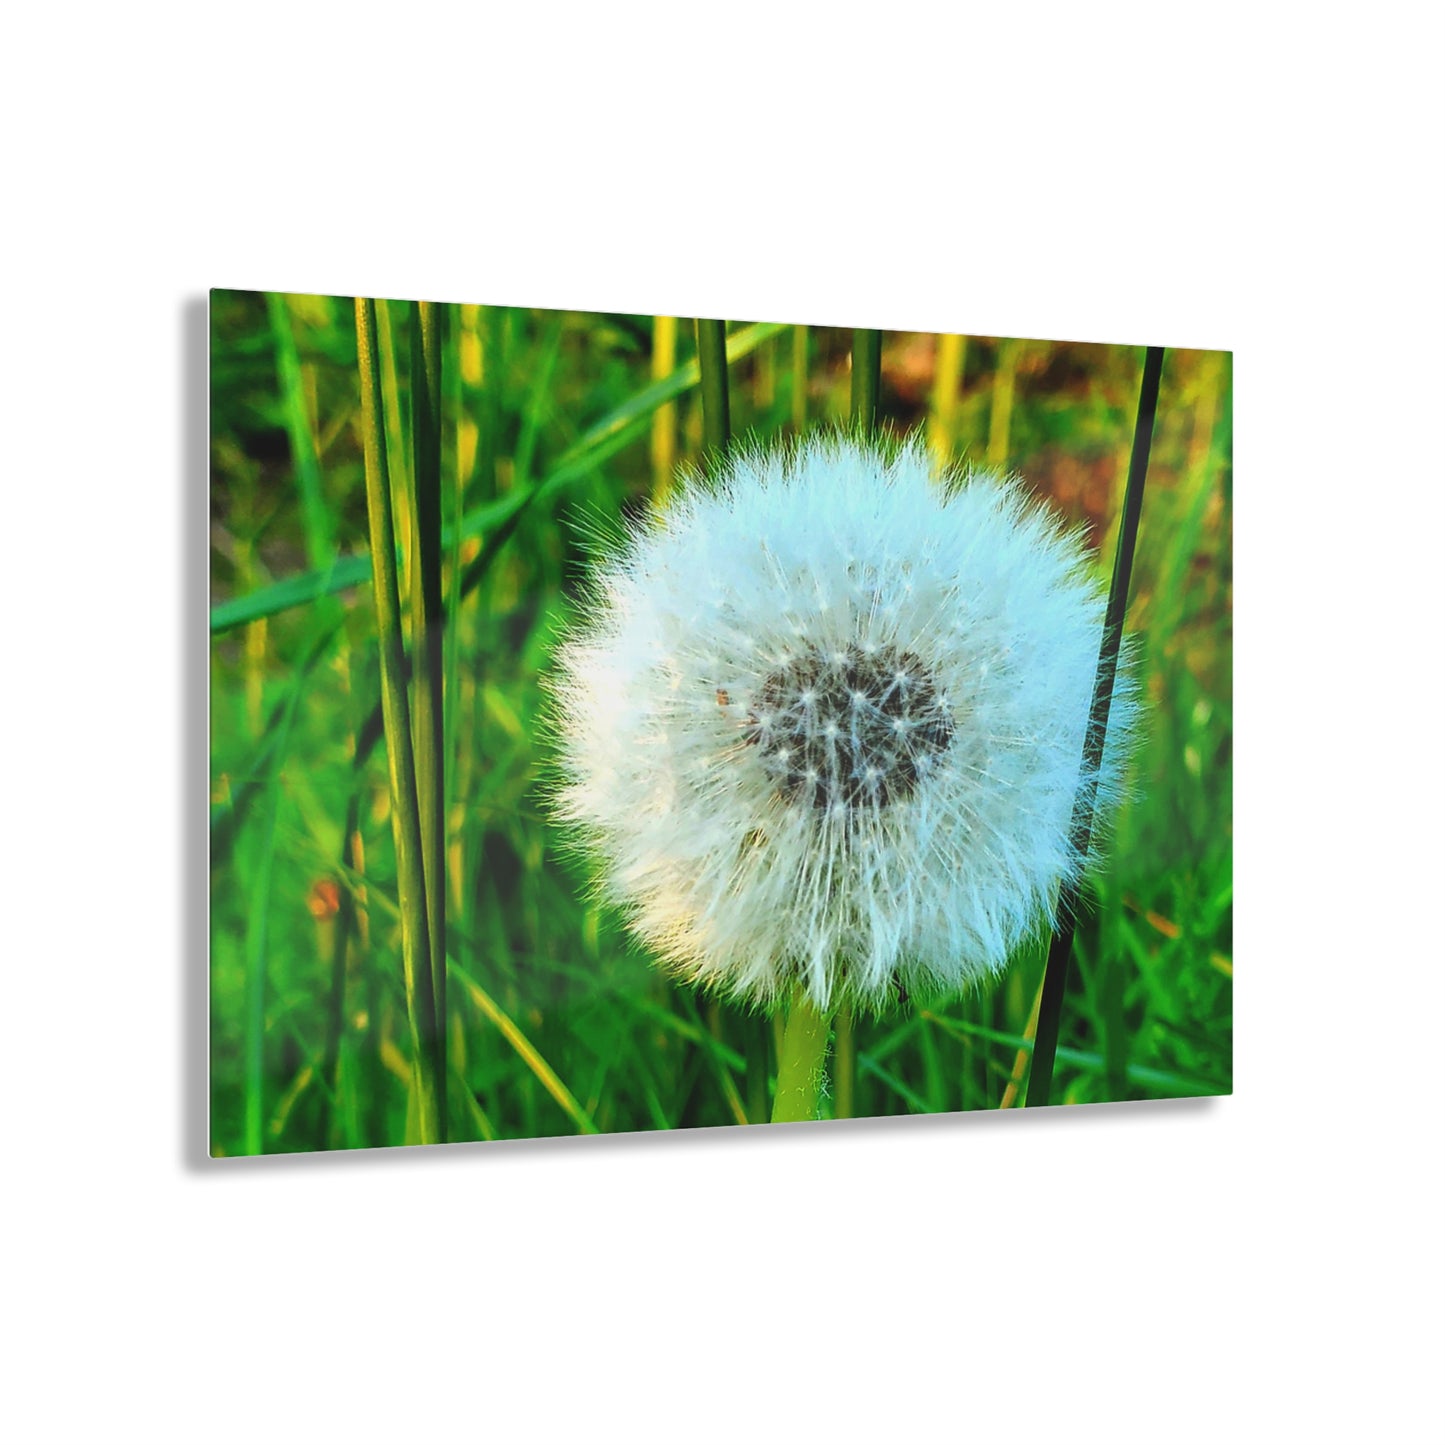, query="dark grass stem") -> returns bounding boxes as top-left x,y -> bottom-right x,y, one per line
408,300 -> 448,1141
695,318 -> 731,460
851,329 -> 882,429
354,297 -> 442,1144
1025,345 -> 1164,1108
